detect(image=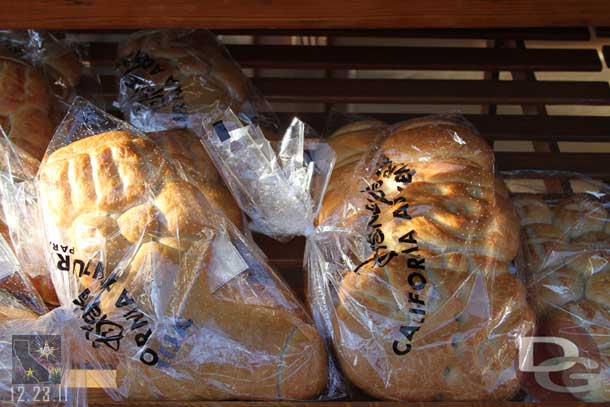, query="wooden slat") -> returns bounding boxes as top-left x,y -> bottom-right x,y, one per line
496,152 -> 610,178
99,77 -> 610,106
71,27 -> 593,41
215,27 -> 592,41
276,113 -> 610,143
596,26 -> 610,37
227,45 -> 602,72
251,78 -> 610,105
254,235 -> 305,271
87,387 -> 607,406
3,1 -> 610,29
87,43 -> 603,72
